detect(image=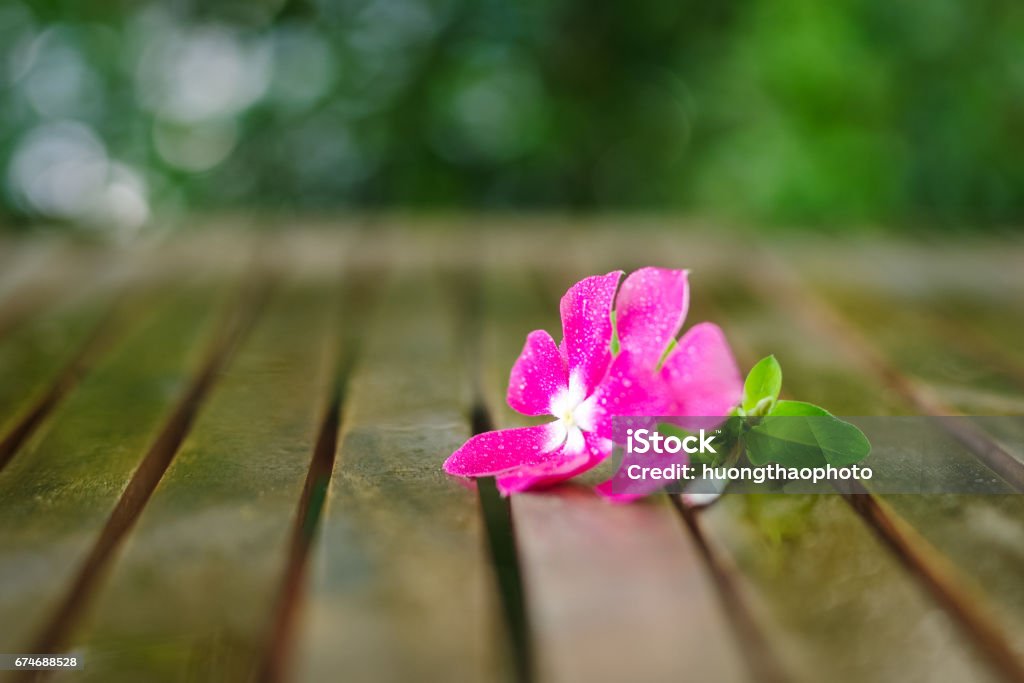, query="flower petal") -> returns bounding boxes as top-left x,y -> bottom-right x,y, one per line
495,448 -> 588,495
584,351 -> 672,440
560,271 -> 623,395
496,431 -> 611,495
661,322 -> 742,418
444,423 -> 562,478
595,324 -> 741,502
507,330 -> 568,416
615,267 -> 689,367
